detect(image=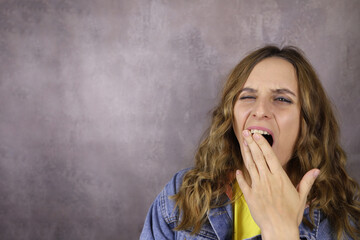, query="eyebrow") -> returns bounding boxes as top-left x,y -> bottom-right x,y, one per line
239,87 -> 297,97
239,87 -> 257,93
273,88 -> 297,97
